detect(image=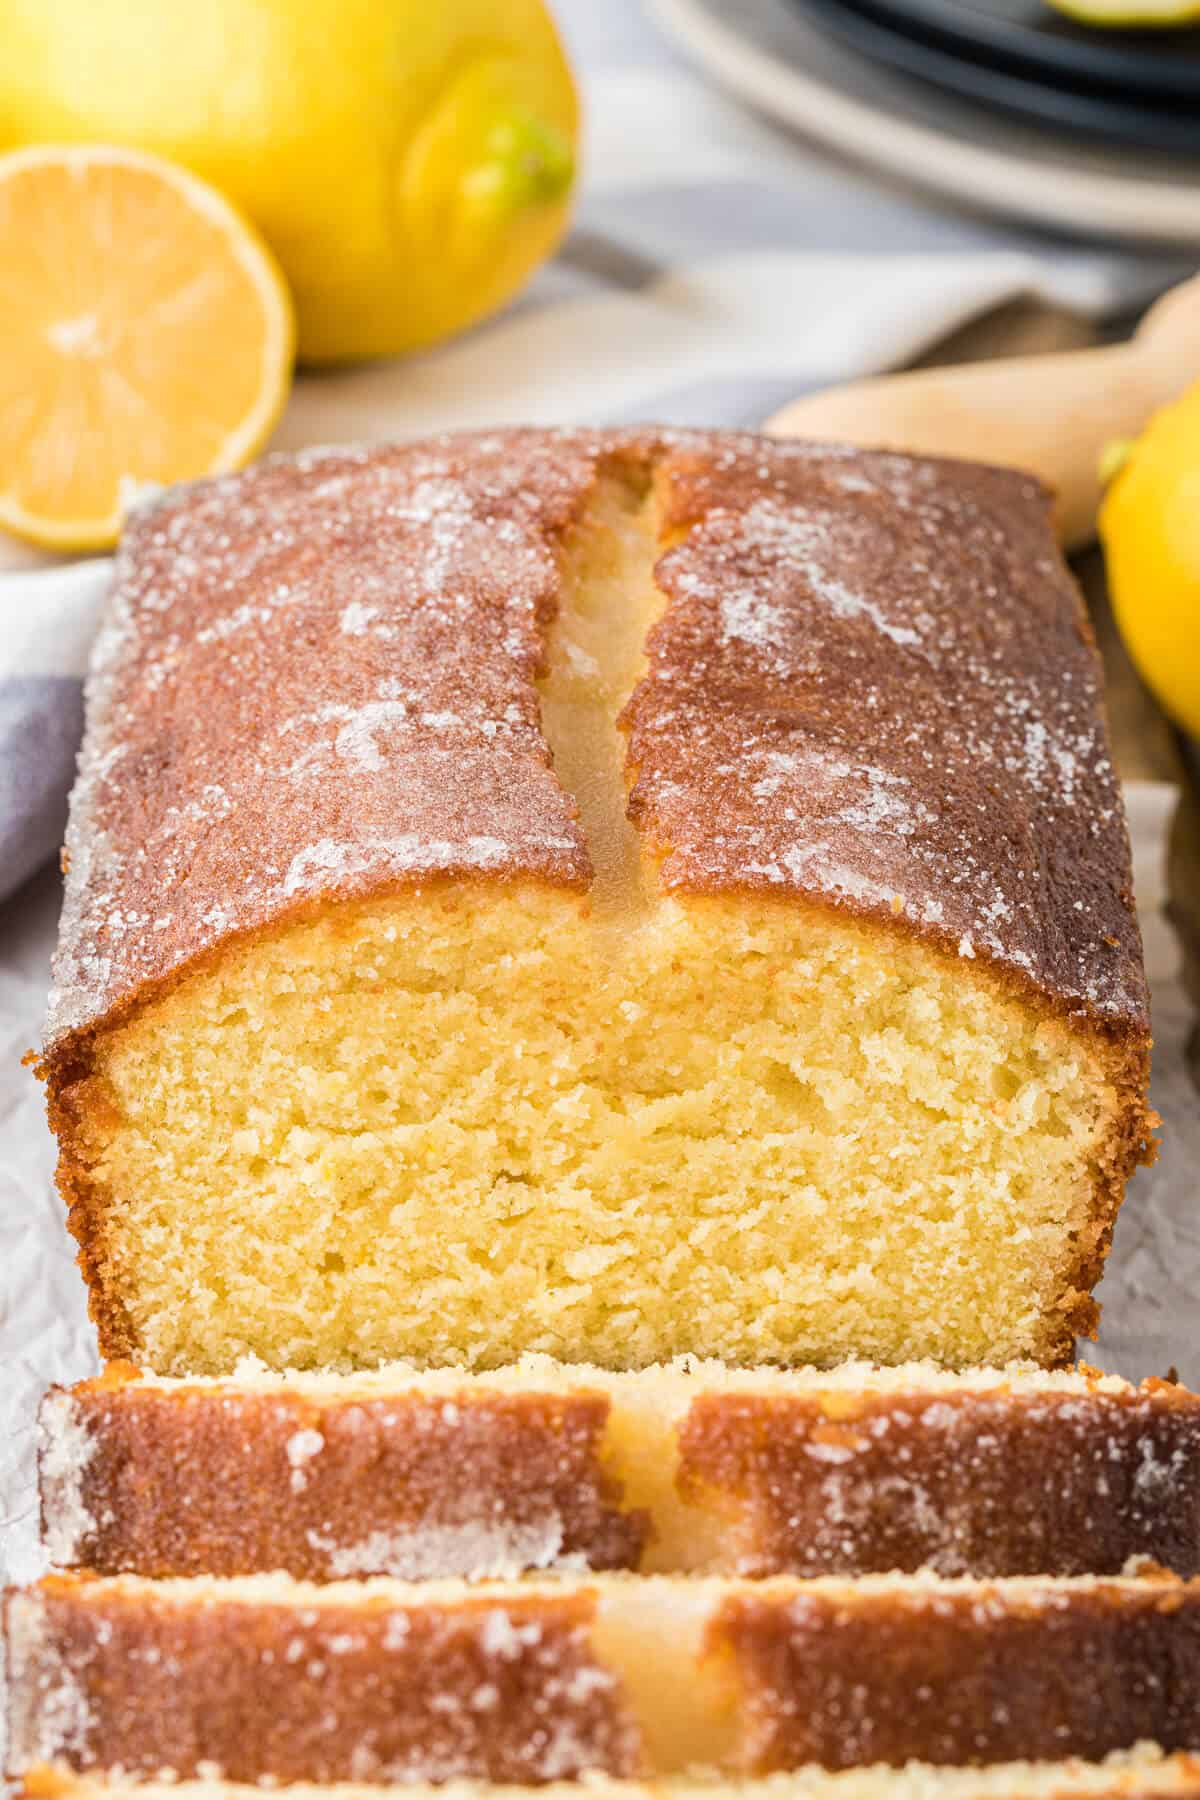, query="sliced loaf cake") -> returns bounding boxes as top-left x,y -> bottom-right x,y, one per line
7,1572 -> 1200,1783
39,1359 -> 1200,1580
